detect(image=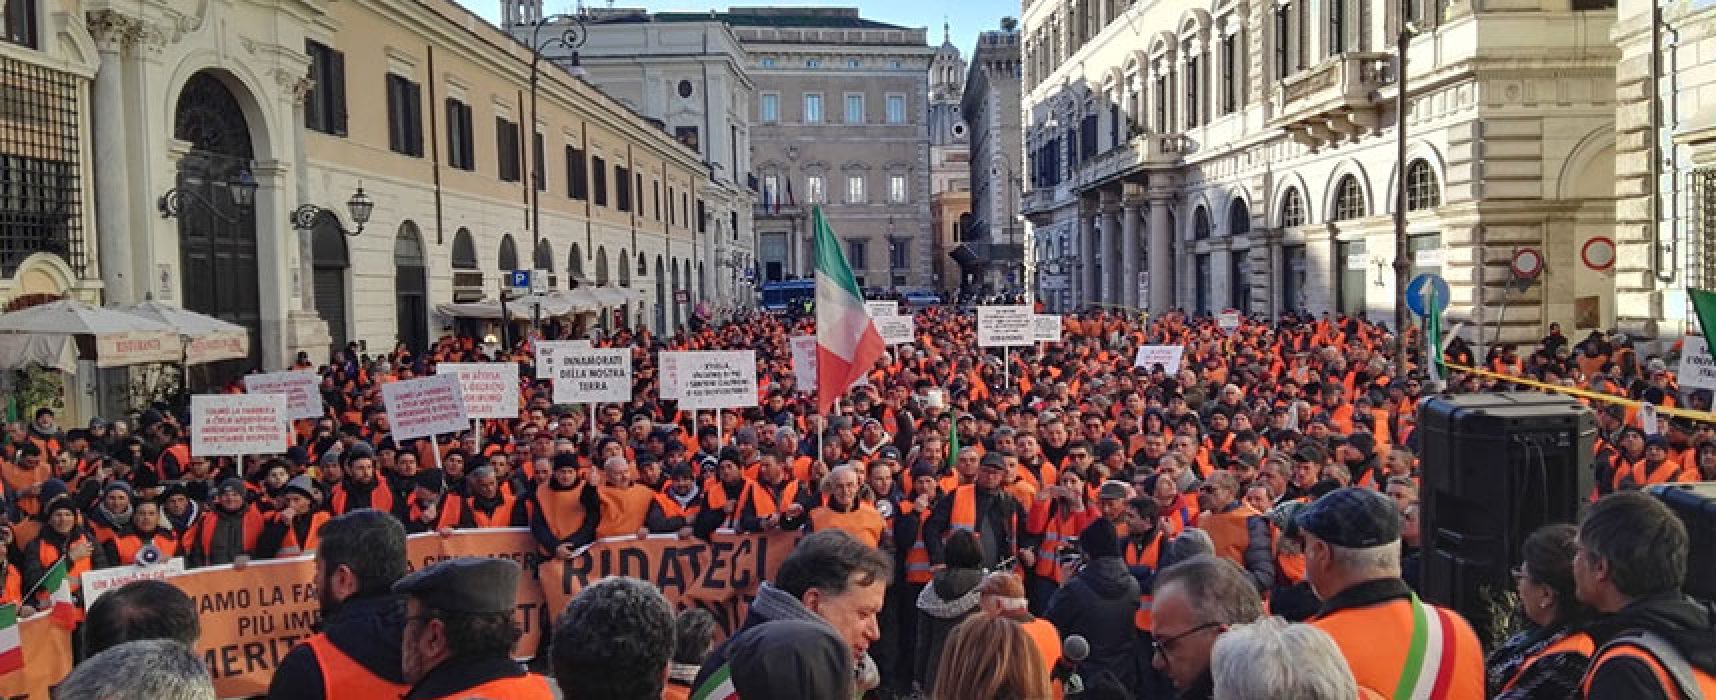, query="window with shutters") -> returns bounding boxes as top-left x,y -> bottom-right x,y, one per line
444,99 -> 475,170
889,174 -> 907,203
846,175 -> 864,204
1221,34 -> 1237,114
615,165 -> 631,212
305,41 -> 347,136
592,156 -> 608,206
384,74 -> 423,157
566,146 -> 587,200
494,117 -> 520,182
654,180 -> 662,221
